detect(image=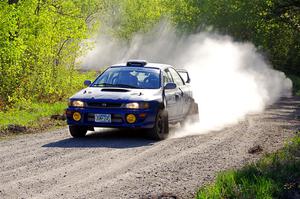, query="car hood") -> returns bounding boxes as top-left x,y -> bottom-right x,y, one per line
70,87 -> 162,102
